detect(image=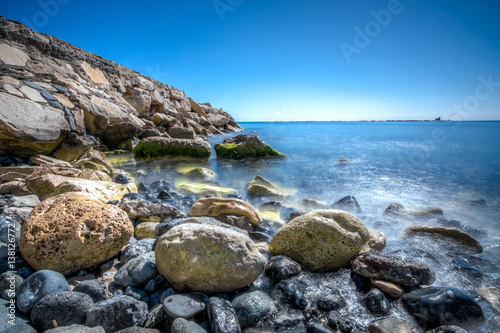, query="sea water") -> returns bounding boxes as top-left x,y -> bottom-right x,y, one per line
121,121 -> 500,331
